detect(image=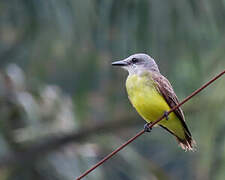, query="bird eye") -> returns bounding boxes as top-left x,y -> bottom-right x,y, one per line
131,58 -> 139,63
